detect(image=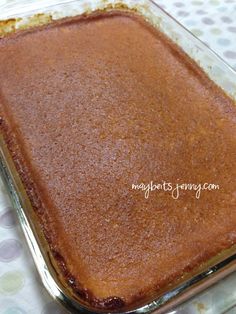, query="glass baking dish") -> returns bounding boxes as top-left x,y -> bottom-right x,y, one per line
0,0 -> 236,313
